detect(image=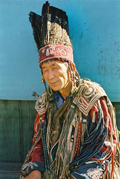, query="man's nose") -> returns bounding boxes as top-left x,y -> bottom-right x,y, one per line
48,69 -> 54,79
